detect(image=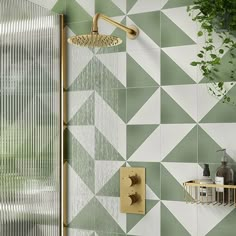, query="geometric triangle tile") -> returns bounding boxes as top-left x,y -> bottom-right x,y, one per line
28,0 -> 59,10
162,201 -> 197,236
127,200 -> 159,233
68,126 -> 95,159
200,85 -> 236,123
161,203 -> 191,236
146,184 -> 159,200
198,205 -> 234,236
95,128 -> 125,161
128,126 -> 161,162
95,160 -> 125,194
128,11 -> 161,47
112,0 -> 126,14
127,125 -> 159,158
75,0 -> 95,17
199,123 -> 236,161
128,88 -> 160,125
66,0 -> 92,23
128,201 -> 160,236
162,45 -> 198,83
128,0 -> 161,14
161,50 -> 196,86
96,196 -> 126,233
128,162 -> 160,198
66,162 -> 94,225
163,85 -> 197,121
127,51 -> 159,88
161,12 -> 195,47
160,124 -> 195,160
162,0 -> 194,10
126,17 -> 160,51
163,125 -> 197,163
65,228 -> 94,236
161,7 -> 197,43
127,87 -> 158,122
127,0 -> 137,13
161,89 -> 195,124
95,0 -> 125,17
